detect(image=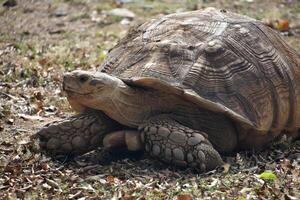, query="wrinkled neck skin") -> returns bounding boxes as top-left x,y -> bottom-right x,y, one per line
101,81 -> 154,127
67,78 -> 156,127
68,78 -> 190,128
91,79 -> 185,128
